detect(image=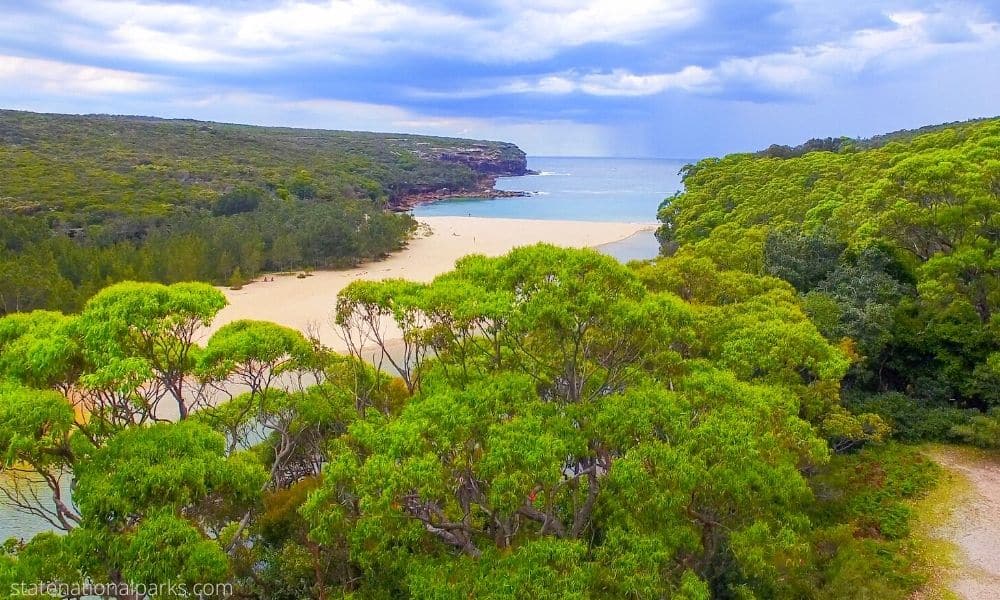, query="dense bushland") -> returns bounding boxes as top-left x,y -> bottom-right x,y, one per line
0,246 -> 941,598
658,118 -> 999,421
0,110 -> 525,313
2,117 -> 996,598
